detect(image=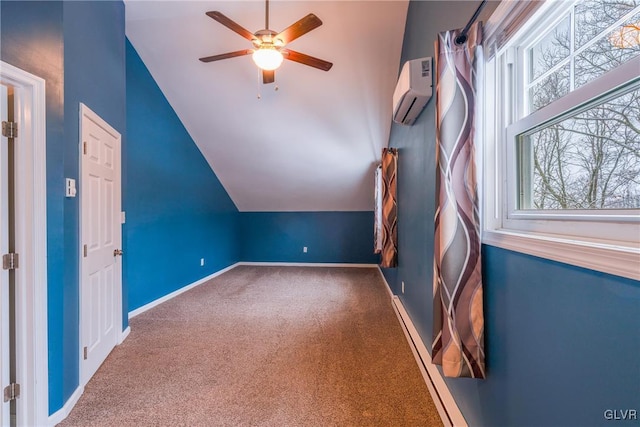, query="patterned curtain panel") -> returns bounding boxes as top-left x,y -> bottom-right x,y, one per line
432,23 -> 485,379
374,165 -> 383,253
379,148 -> 398,268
